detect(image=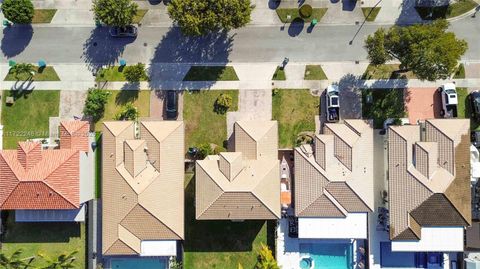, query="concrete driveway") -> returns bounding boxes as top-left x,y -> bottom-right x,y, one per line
150,90 -> 184,120
405,87 -> 441,124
